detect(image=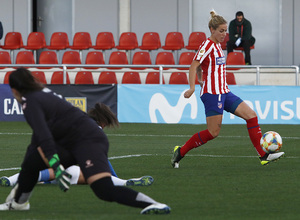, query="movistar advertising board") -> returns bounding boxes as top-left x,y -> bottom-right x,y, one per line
118,85 -> 300,124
